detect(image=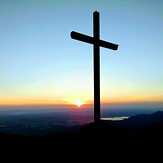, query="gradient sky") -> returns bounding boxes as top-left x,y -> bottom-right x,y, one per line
0,0 -> 163,106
